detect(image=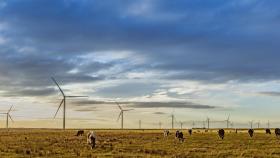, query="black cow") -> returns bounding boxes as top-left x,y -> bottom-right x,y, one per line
175,131 -> 184,142
275,128 -> 280,137
76,130 -> 84,136
266,129 -> 271,134
188,129 -> 192,136
248,129 -> 254,137
175,130 -> 180,138
218,129 -> 225,139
